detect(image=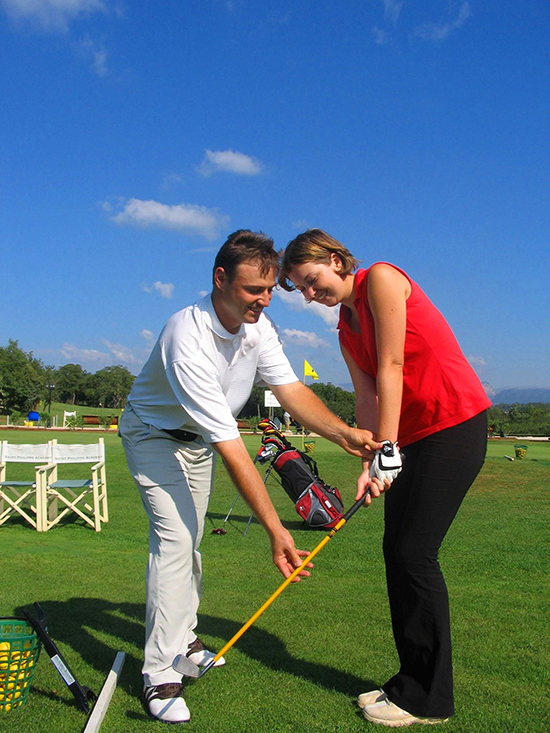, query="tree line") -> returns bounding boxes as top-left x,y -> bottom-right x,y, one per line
238,382 -> 357,426
488,403 -> 550,437
3,339 -> 550,435
0,340 -> 135,414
